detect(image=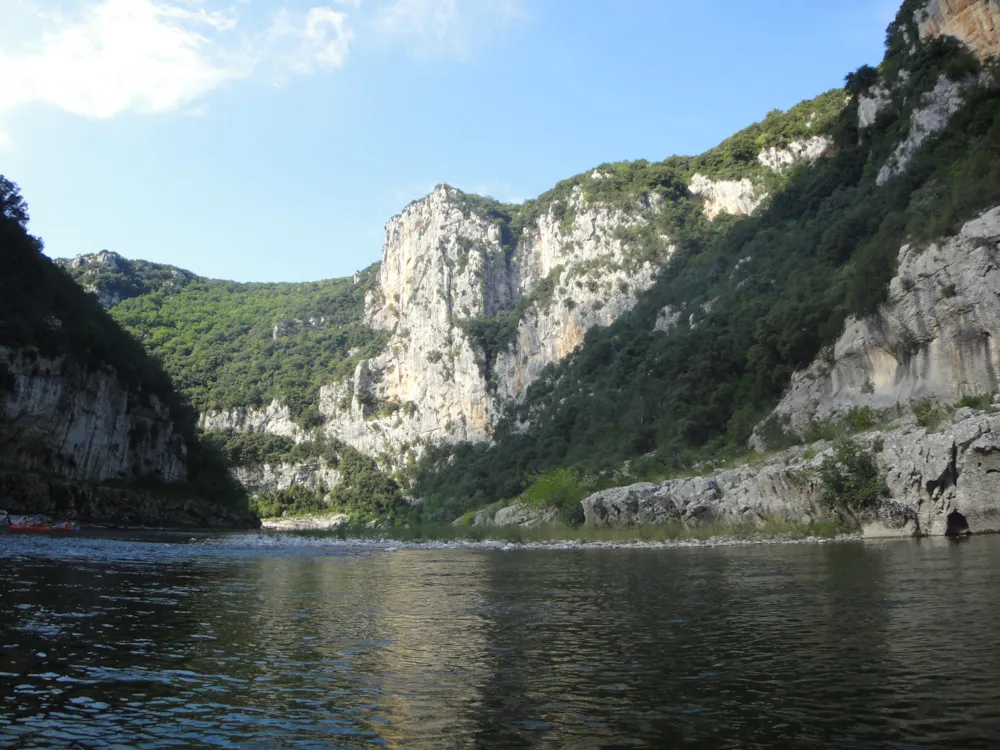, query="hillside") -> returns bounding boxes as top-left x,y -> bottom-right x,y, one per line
59,253 -> 388,427
58,0 -> 1000,532
0,177 -> 255,528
